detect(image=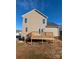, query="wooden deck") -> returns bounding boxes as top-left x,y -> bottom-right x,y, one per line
26,32 -> 54,45
31,32 -> 53,40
